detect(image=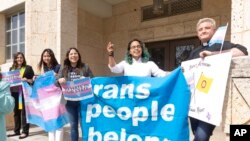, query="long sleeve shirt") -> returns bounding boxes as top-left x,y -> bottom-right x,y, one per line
109,58 -> 168,77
